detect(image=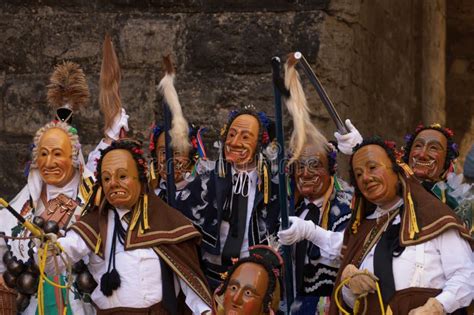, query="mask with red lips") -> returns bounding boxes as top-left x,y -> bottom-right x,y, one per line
352,145 -> 399,209
294,144 -> 331,201
223,262 -> 269,315
37,128 -> 75,188
408,129 -> 447,182
100,149 -> 142,210
224,114 -> 260,171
